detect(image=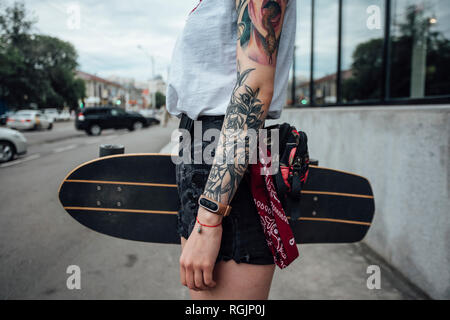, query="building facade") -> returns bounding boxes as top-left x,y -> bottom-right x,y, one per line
107,76 -> 148,110
283,0 -> 449,299
76,71 -> 127,108
289,0 -> 450,107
